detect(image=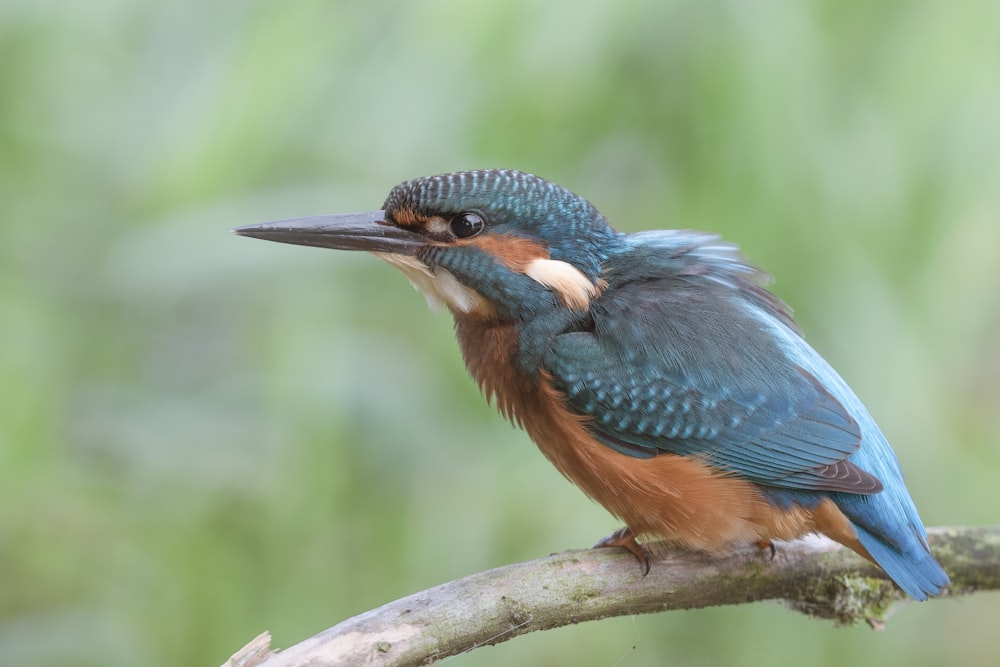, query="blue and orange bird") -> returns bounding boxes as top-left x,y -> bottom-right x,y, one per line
235,169 -> 949,600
